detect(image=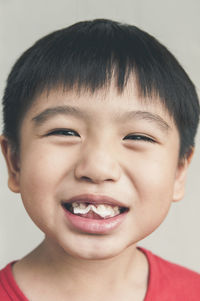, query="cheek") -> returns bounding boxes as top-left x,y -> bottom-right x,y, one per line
127,151 -> 178,217
132,148 -> 178,194
18,144 -> 76,217
131,155 -> 179,235
19,143 -> 76,189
